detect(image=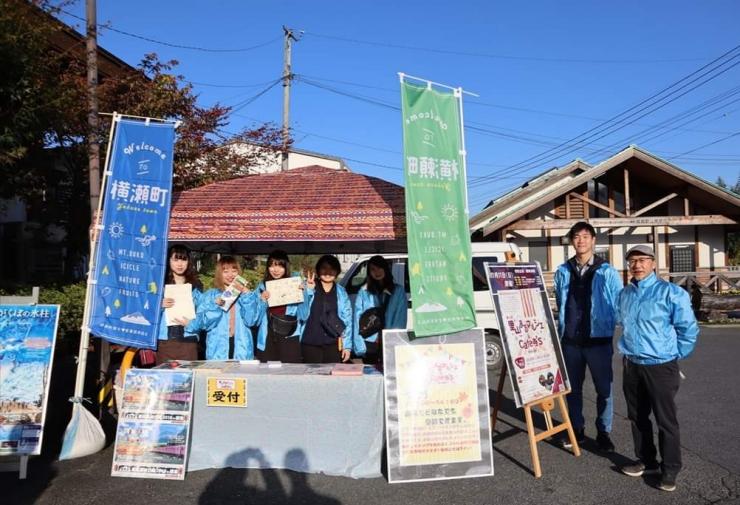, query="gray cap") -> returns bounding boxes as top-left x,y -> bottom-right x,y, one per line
625,245 -> 655,260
